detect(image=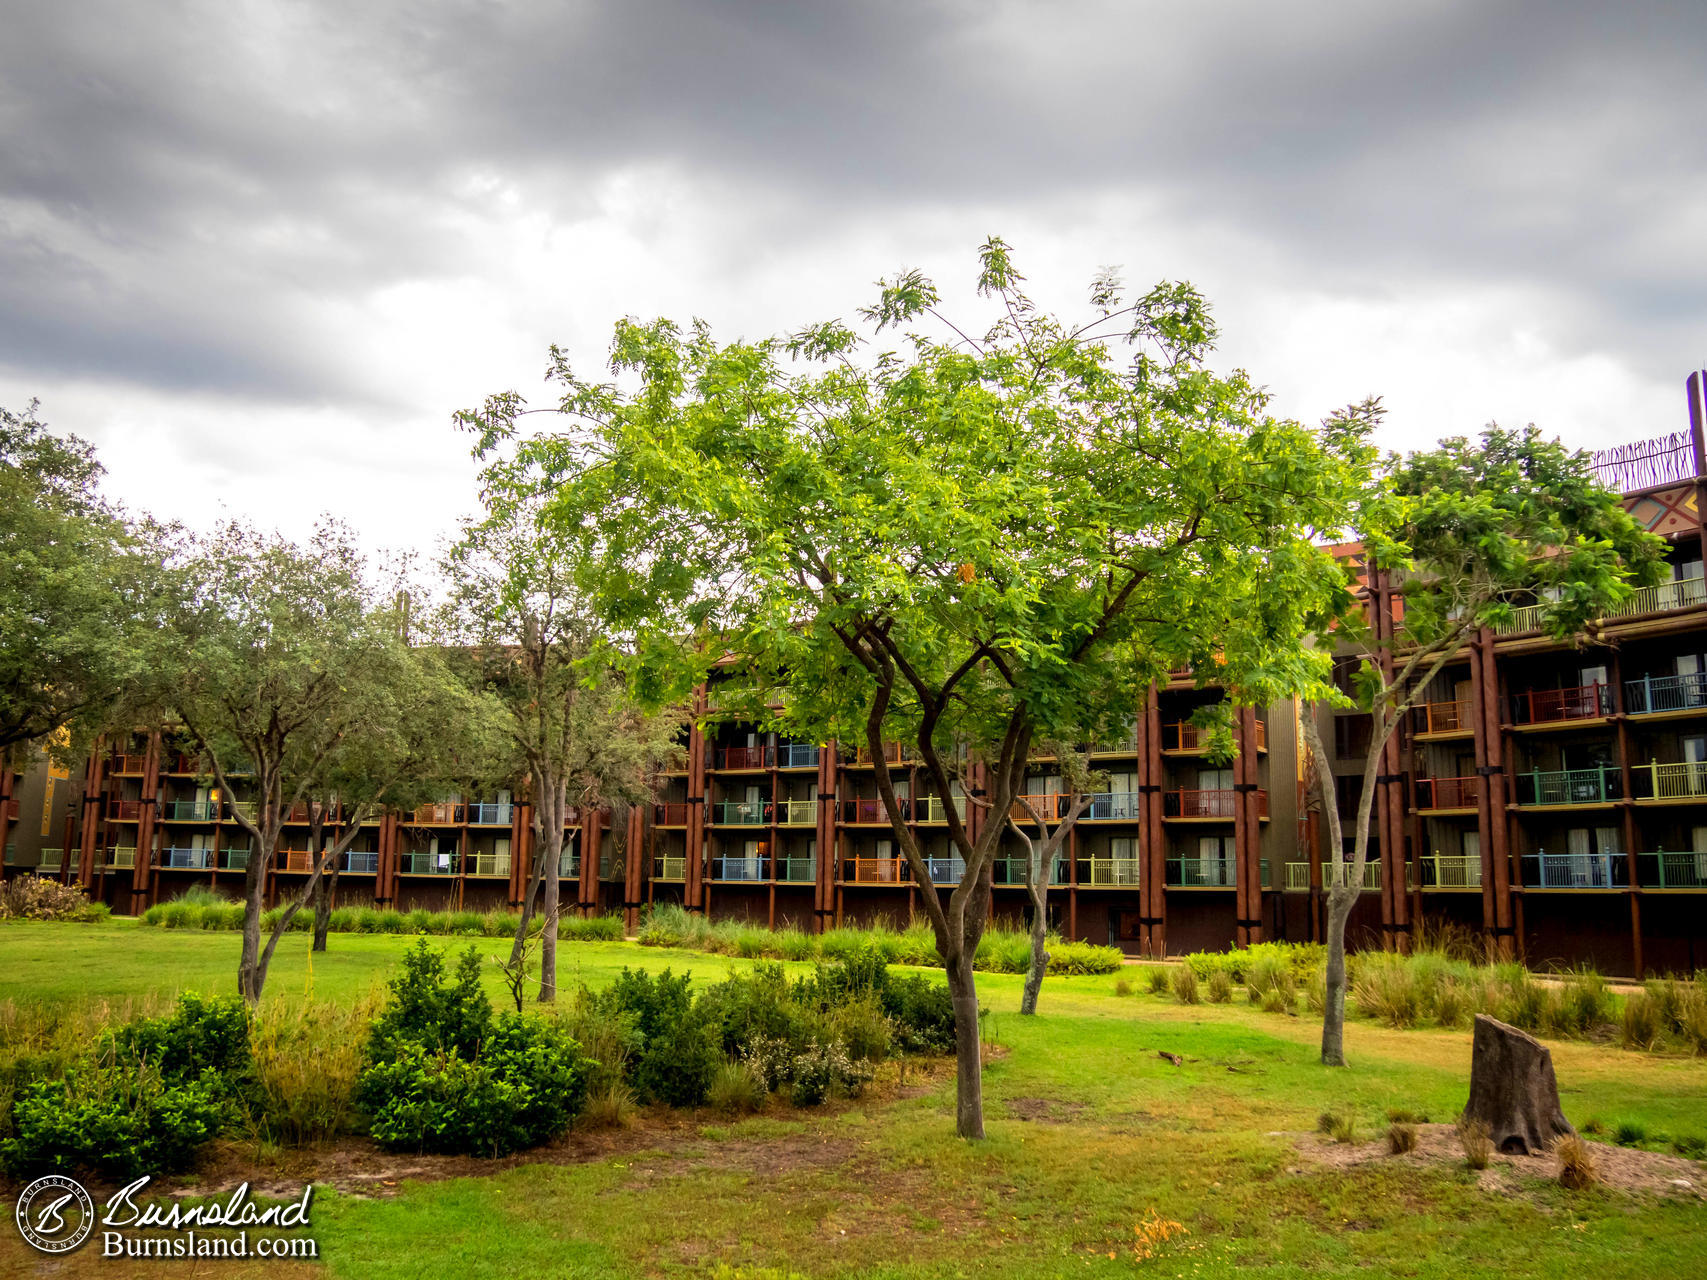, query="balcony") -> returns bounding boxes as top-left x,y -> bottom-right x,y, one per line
776,855 -> 816,883
1082,856 -> 1141,886
467,802 -> 513,825
1413,699 -> 1474,736
711,855 -> 766,882
1010,793 -> 1073,823
992,856 -> 1067,886
1644,850 -> 1707,889
712,800 -> 769,826
1085,791 -> 1141,820
1625,671 -> 1707,716
411,803 -> 463,825
110,754 -> 148,775
36,848 -> 63,872
106,799 -> 144,821
471,852 -> 511,877
654,803 -> 691,827
559,850 -> 580,878
719,745 -> 772,771
165,847 -> 213,870
226,801 -> 258,822
845,857 -> 908,883
1090,734 -> 1139,756
853,743 -> 905,766
1161,720 -> 1268,753
105,846 -> 137,870
1413,854 -> 1483,890
653,855 -> 687,881
162,799 -> 220,822
279,849 -> 317,872
219,847 -> 249,871
398,852 -> 459,875
1415,776 -> 1480,812
918,796 -> 966,824
920,856 -> 965,883
1283,860 -> 1381,891
1632,761 -> 1707,802
1606,575 -> 1707,621
163,752 -> 202,775
1509,683 -> 1611,725
1524,852 -> 1626,889
778,799 -> 817,825
1161,789 -> 1267,820
1513,765 -> 1621,806
1166,857 -> 1235,887
343,851 -> 379,874
843,797 -> 907,824
777,743 -> 820,769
